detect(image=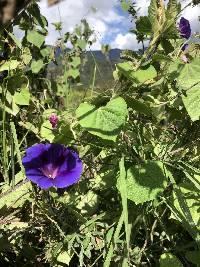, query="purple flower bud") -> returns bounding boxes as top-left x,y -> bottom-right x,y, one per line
54,46 -> 62,58
180,54 -> 189,63
49,114 -> 58,129
179,17 -> 191,40
22,143 -> 83,189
